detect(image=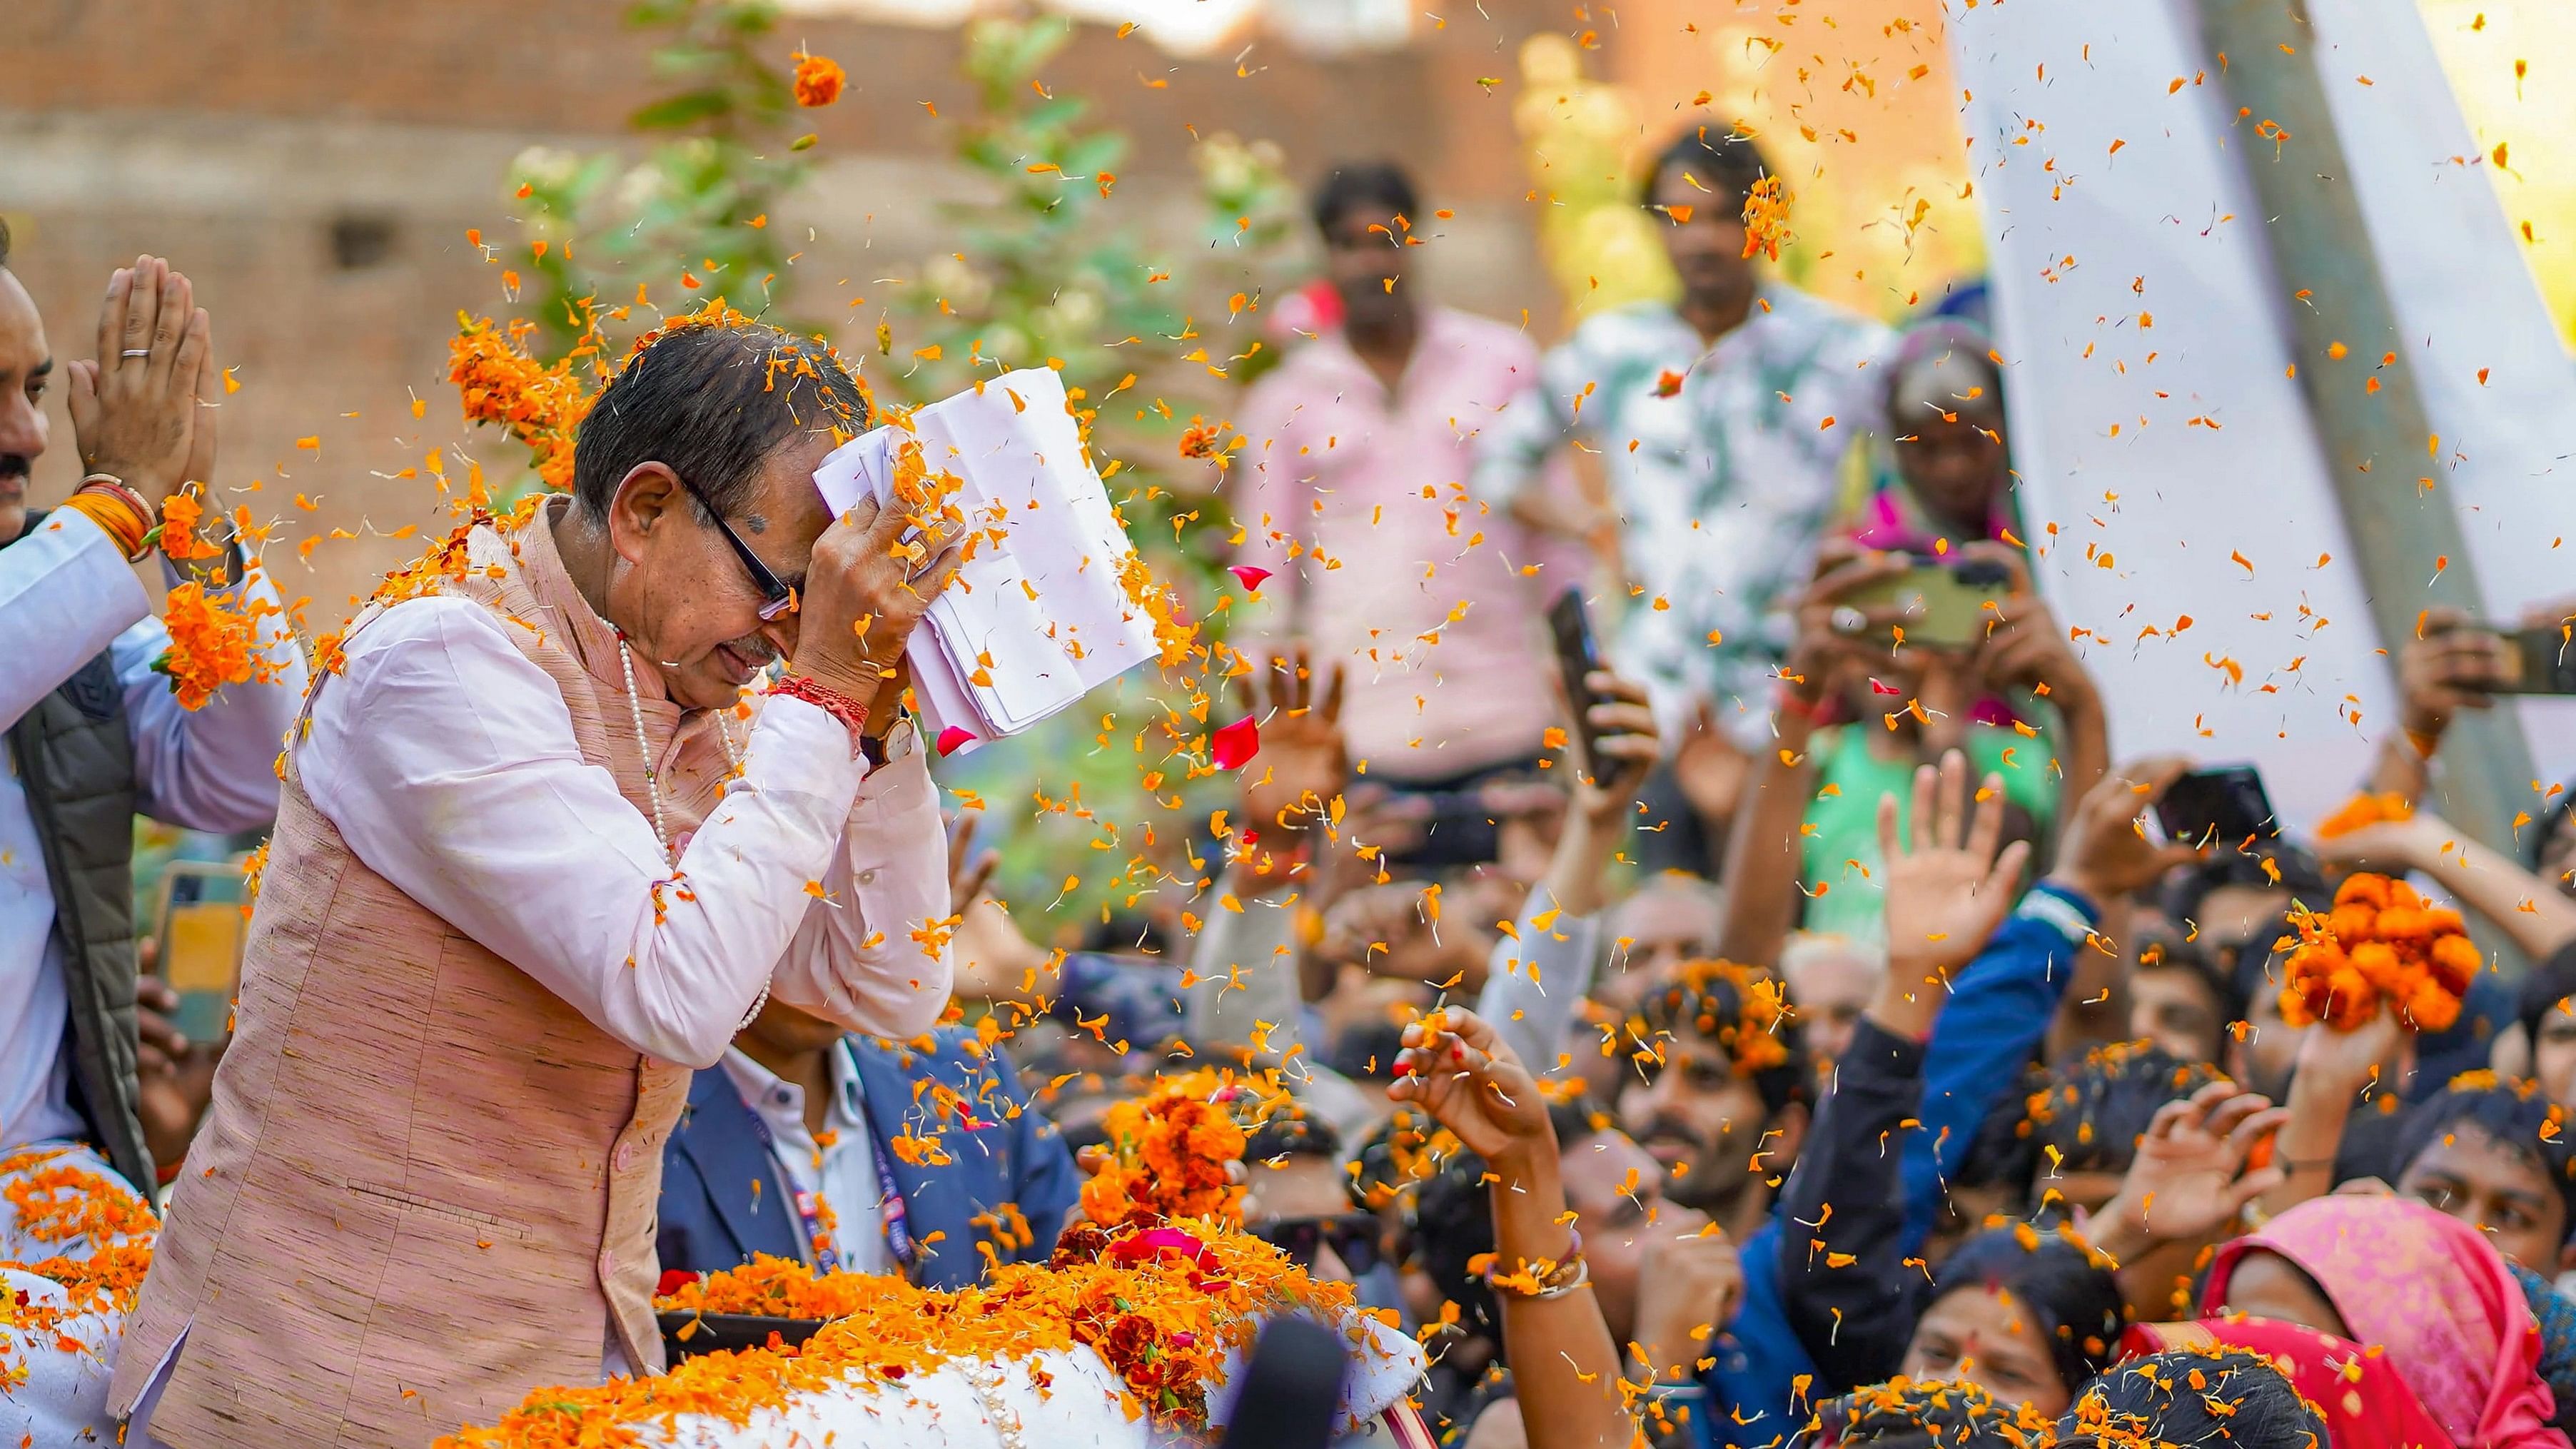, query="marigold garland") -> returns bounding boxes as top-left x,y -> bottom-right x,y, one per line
2315,790 -> 2414,839
156,578 -> 283,710
156,485 -> 221,562
2276,872 -> 2479,1033
448,314 -> 597,496
475,1220 -> 1373,1446
1077,1067 -> 1283,1231
0,1146 -> 160,1392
